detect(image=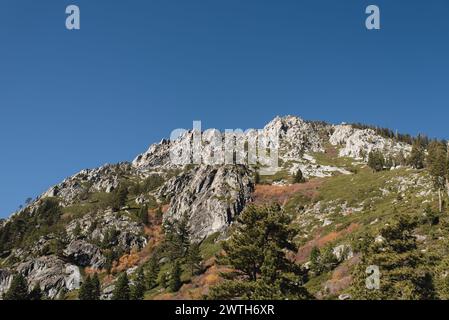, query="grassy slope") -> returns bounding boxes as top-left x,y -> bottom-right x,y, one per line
287,151 -> 448,298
